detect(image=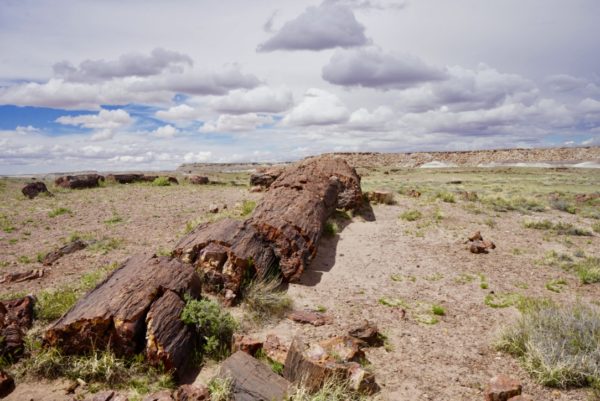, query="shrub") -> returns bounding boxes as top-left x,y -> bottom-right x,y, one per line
574,257 -> 600,284
496,300 -> 600,389
593,222 -> 600,234
240,200 -> 256,216
400,210 -> 422,221
435,191 -> 455,203
151,177 -> 171,187
180,297 -> 238,360
48,207 -> 72,218
550,198 -> 576,214
288,377 -> 366,401
524,220 -> 592,236
432,305 -> 446,316
323,220 -> 338,237
484,292 -> 522,308
243,277 -> 292,321
208,377 -> 233,401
